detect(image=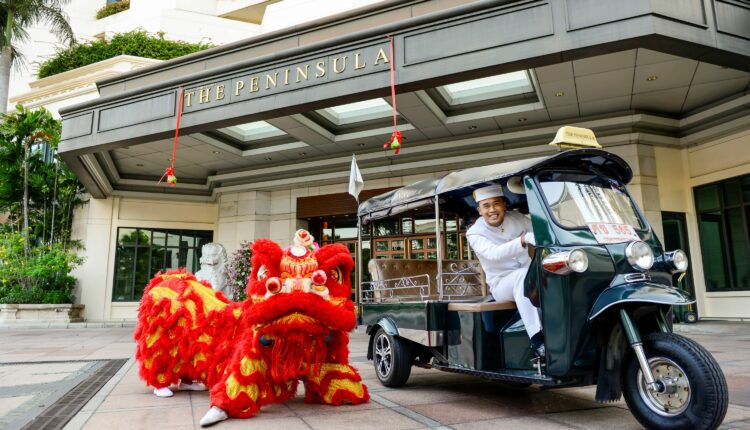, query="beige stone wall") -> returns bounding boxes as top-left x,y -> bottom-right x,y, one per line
71,196 -> 217,322
653,130 -> 750,320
